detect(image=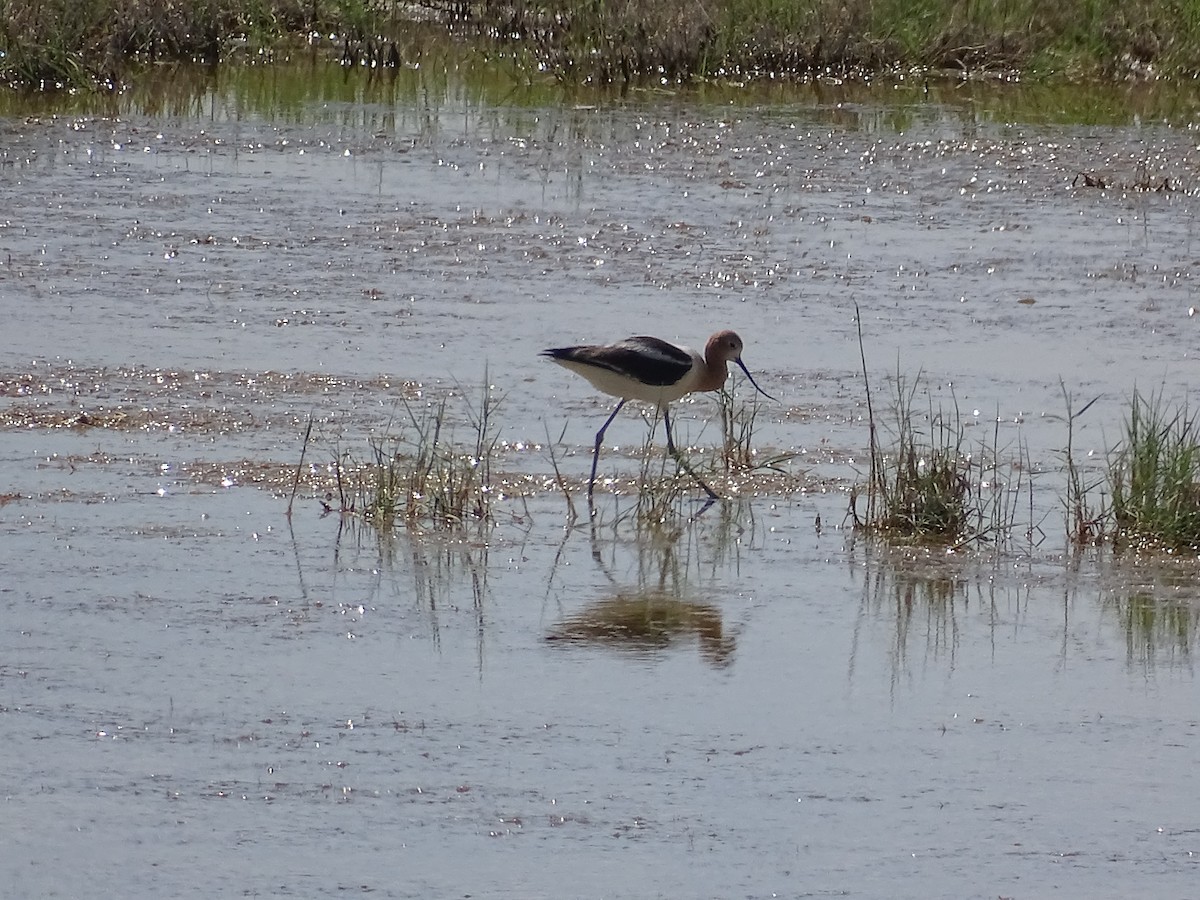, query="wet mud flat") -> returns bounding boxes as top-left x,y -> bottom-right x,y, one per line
2,70 -> 1199,897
